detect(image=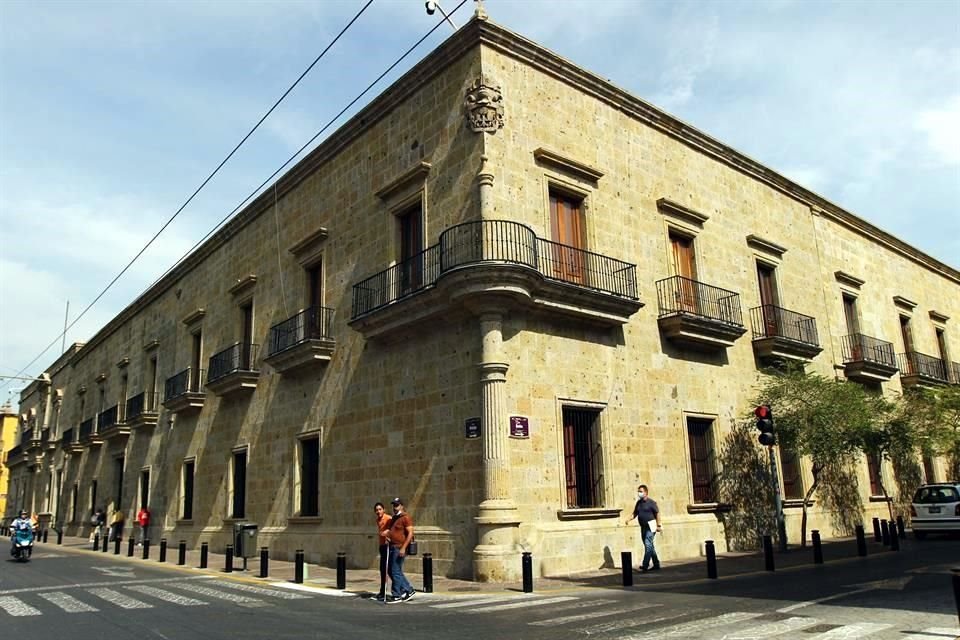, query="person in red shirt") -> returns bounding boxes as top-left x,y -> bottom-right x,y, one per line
136,506 -> 150,546
385,498 -> 415,603
374,502 -> 392,602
